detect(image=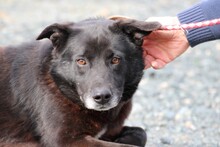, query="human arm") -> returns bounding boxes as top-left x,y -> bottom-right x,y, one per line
178,0 -> 220,47
143,0 -> 220,69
